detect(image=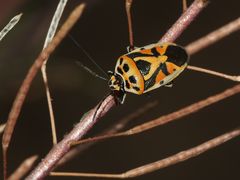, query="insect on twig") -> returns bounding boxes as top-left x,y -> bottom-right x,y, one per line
26,0 -> 240,179
49,0 -> 238,178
